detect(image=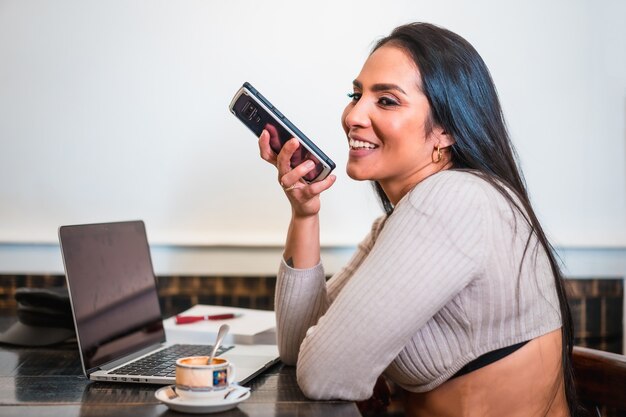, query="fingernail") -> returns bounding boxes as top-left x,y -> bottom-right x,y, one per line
304,160 -> 315,169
